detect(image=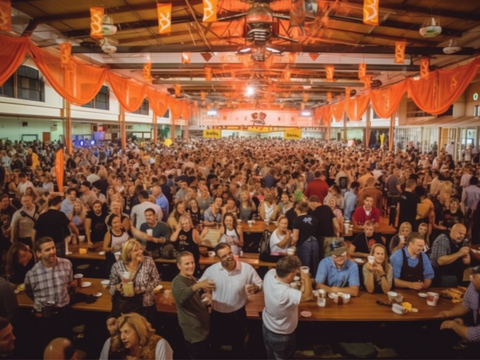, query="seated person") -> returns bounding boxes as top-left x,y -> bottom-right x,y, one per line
315,240 -> 360,297
390,232 -> 434,290
363,244 -> 393,294
349,220 -> 383,258
351,195 -> 380,229
430,223 -> 470,287
438,265 -> 480,345
5,242 -> 35,285
269,215 -> 292,255
389,222 -> 412,254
